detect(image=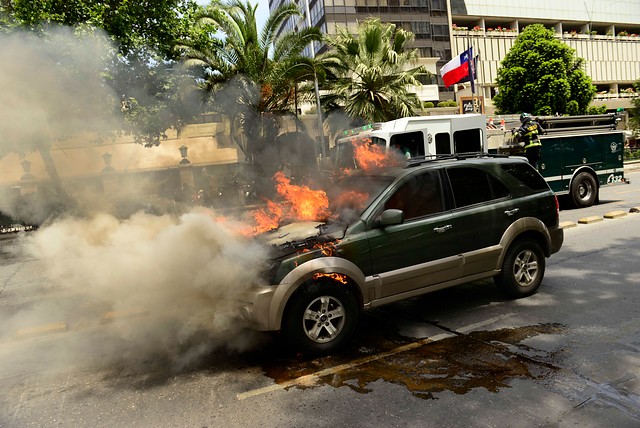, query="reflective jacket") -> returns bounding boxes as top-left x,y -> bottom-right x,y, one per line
517,120 -> 545,148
